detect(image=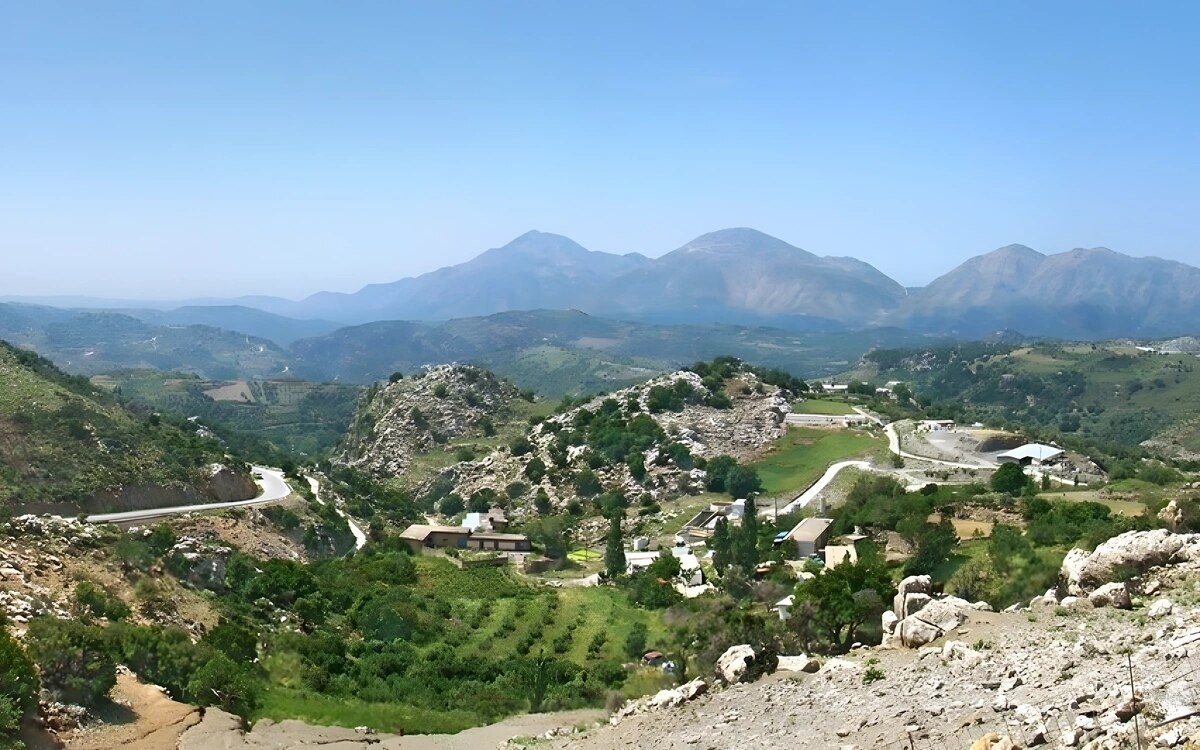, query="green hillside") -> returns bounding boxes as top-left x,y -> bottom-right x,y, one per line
862,341 -> 1200,456
0,341 -> 235,509
92,370 -> 360,462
